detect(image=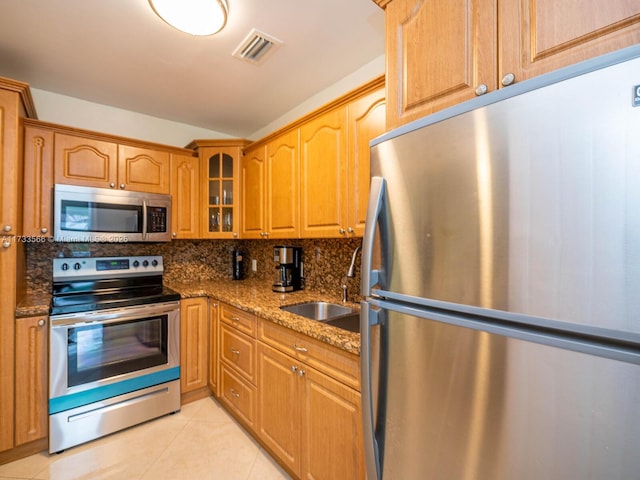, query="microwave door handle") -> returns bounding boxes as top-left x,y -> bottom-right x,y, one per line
142,199 -> 148,240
